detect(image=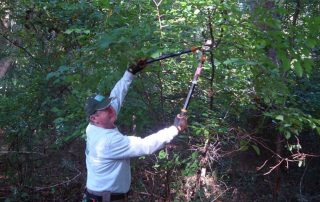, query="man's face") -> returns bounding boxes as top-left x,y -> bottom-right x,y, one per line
89,107 -> 117,129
